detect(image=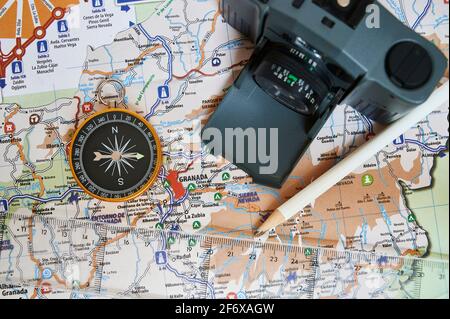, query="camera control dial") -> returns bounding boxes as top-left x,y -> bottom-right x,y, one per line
386,41 -> 433,90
